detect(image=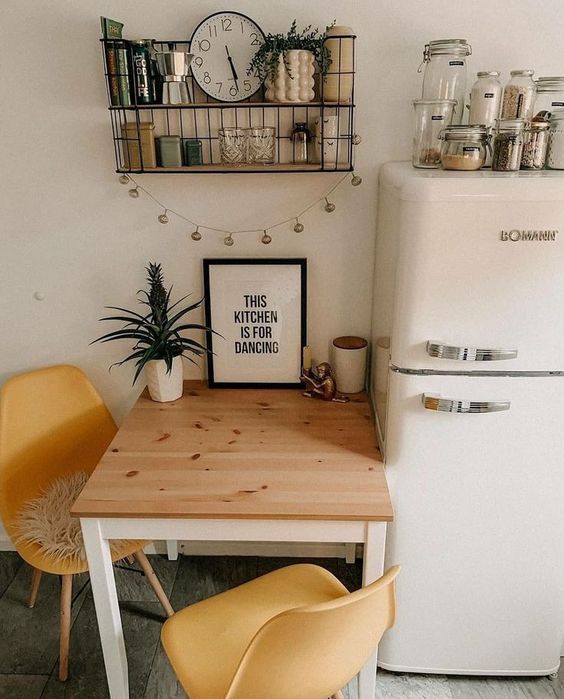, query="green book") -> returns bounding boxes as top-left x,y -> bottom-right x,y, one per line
100,17 -> 126,106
